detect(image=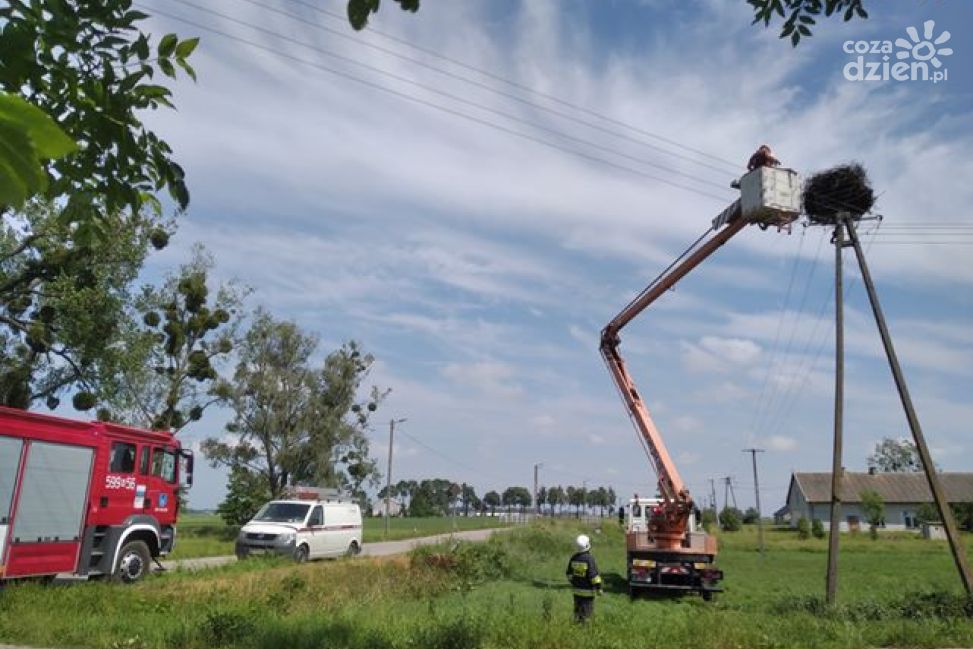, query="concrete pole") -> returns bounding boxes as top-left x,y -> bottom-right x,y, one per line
384,418 -> 406,540
845,219 -> 973,594
743,449 -> 765,554
826,217 -> 846,605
